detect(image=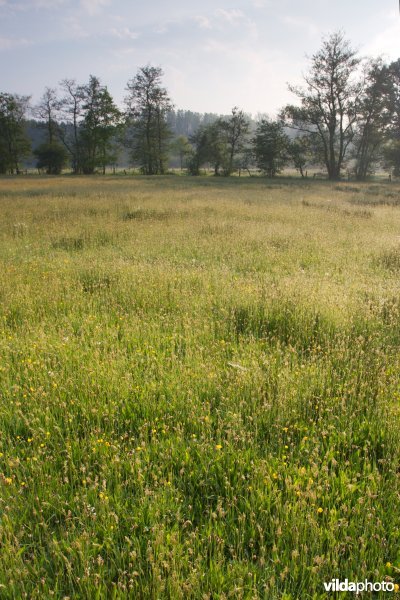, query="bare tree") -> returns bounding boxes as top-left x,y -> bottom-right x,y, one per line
58,79 -> 85,173
33,87 -> 61,144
